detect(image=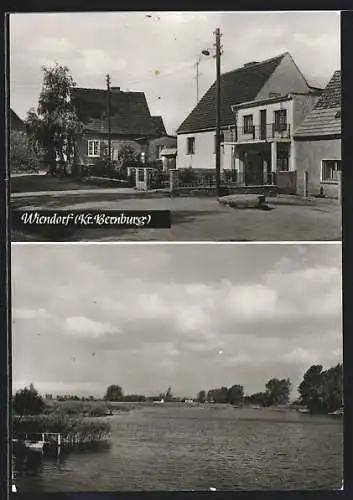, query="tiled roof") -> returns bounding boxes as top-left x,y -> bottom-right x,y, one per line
152,116 -> 167,136
71,87 -> 159,137
295,71 -> 341,137
10,109 -> 25,131
177,53 -> 287,134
